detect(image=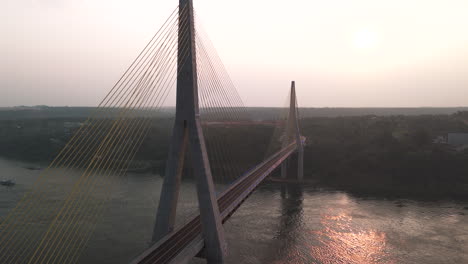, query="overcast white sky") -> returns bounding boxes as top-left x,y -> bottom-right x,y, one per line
2,0 -> 468,107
